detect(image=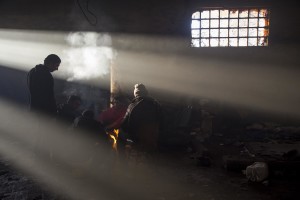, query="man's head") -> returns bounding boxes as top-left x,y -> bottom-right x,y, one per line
134,83 -> 148,98
67,95 -> 82,110
44,54 -> 61,72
